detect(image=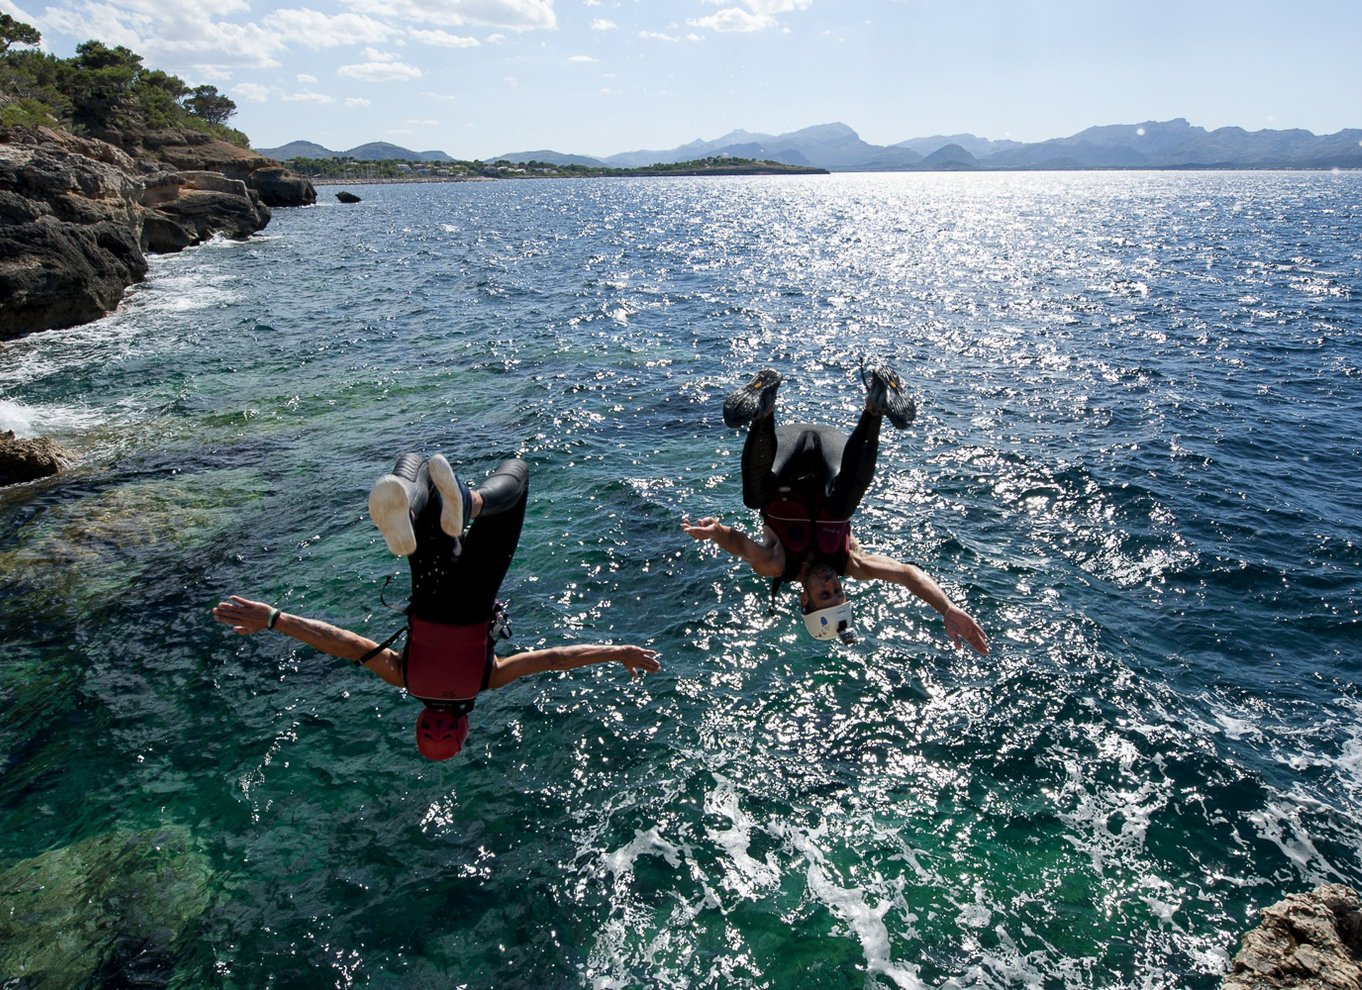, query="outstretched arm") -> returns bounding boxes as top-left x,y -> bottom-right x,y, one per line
211,594 -> 405,687
844,554 -> 990,655
488,643 -> 661,690
681,516 -> 784,578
